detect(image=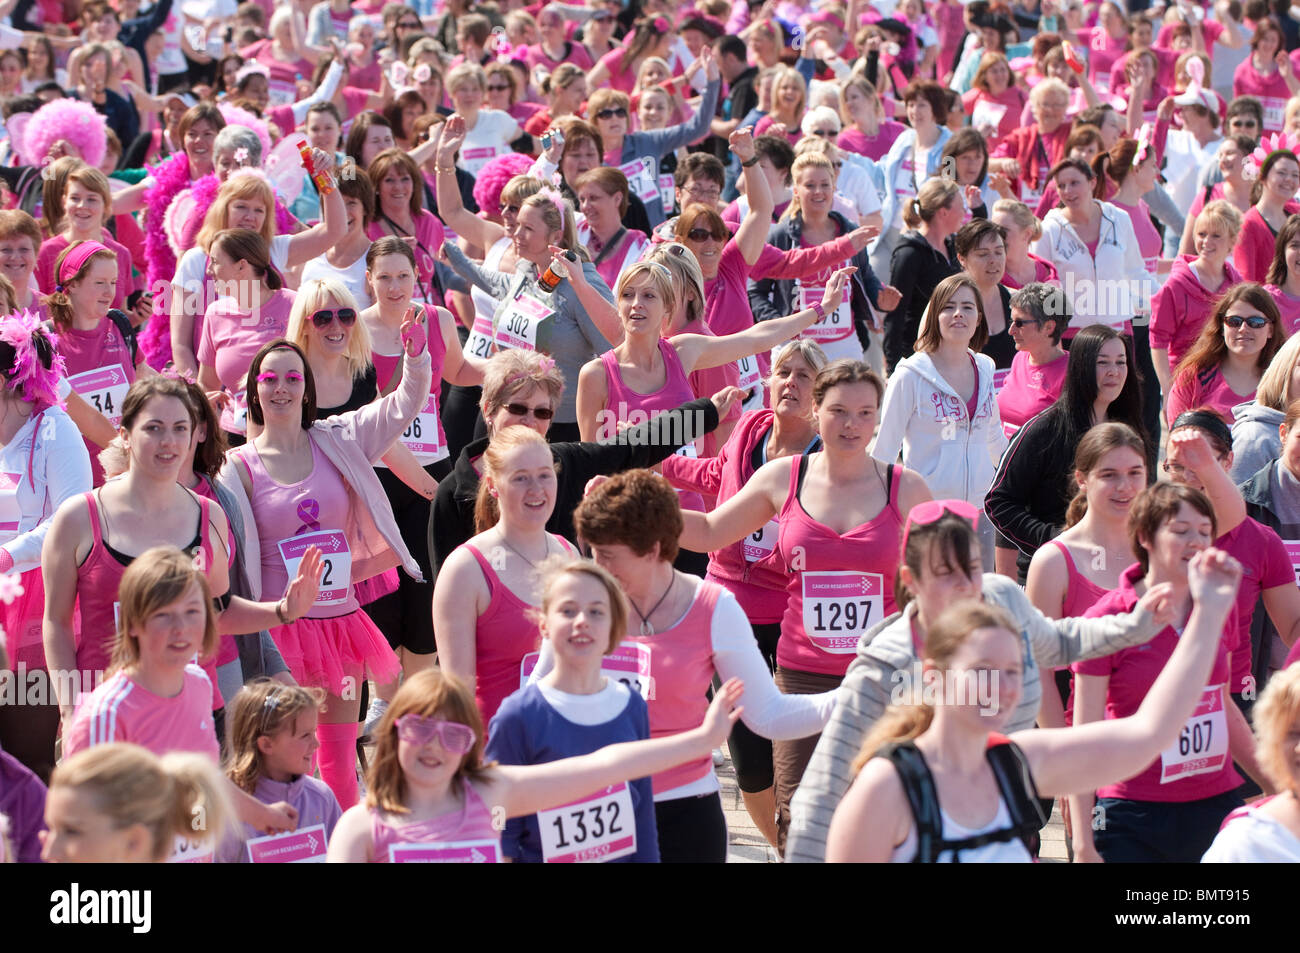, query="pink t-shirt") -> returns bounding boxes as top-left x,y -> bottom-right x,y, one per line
1077,26 -> 1128,95
1234,57 -> 1291,133
596,47 -> 639,94
1109,48 -> 1181,95
241,40 -> 315,107
197,288 -> 295,392
1166,365 -> 1256,426
1216,517 -> 1292,694
962,86 -> 1025,152
1001,254 -> 1059,291
36,235 -> 135,311
64,665 -> 220,761
1110,199 -> 1161,275
702,238 -> 753,338
58,314 -> 144,485
996,350 -> 1068,436
836,122 -> 906,162
1075,565 -> 1240,803
1264,284 -> 1300,334
754,114 -> 802,146
525,41 -> 594,74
